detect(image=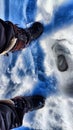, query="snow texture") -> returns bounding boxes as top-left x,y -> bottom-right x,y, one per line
0,0 -> 73,130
